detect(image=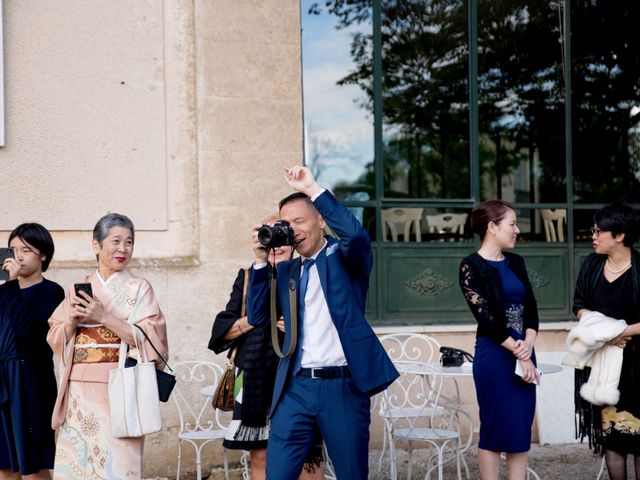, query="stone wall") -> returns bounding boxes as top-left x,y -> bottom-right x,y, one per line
0,1 -> 301,476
